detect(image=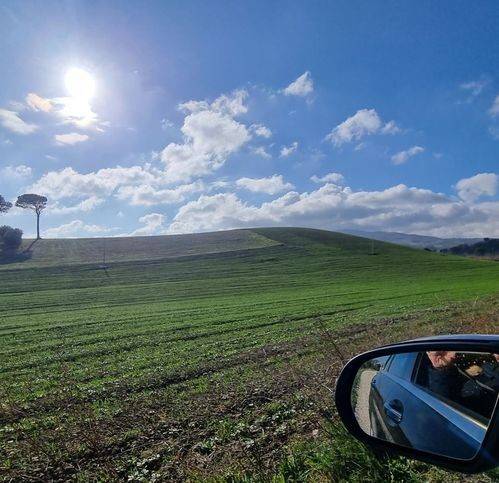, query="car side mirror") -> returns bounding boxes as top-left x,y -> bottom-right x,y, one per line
335,335 -> 499,473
